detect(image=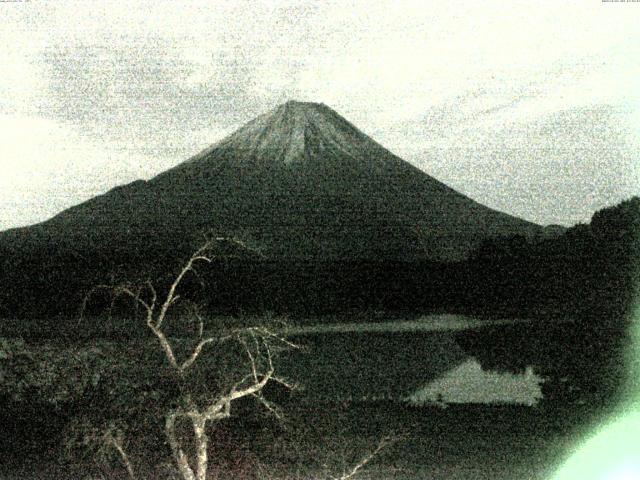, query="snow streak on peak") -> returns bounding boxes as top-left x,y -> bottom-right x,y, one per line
187,100 -> 388,168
